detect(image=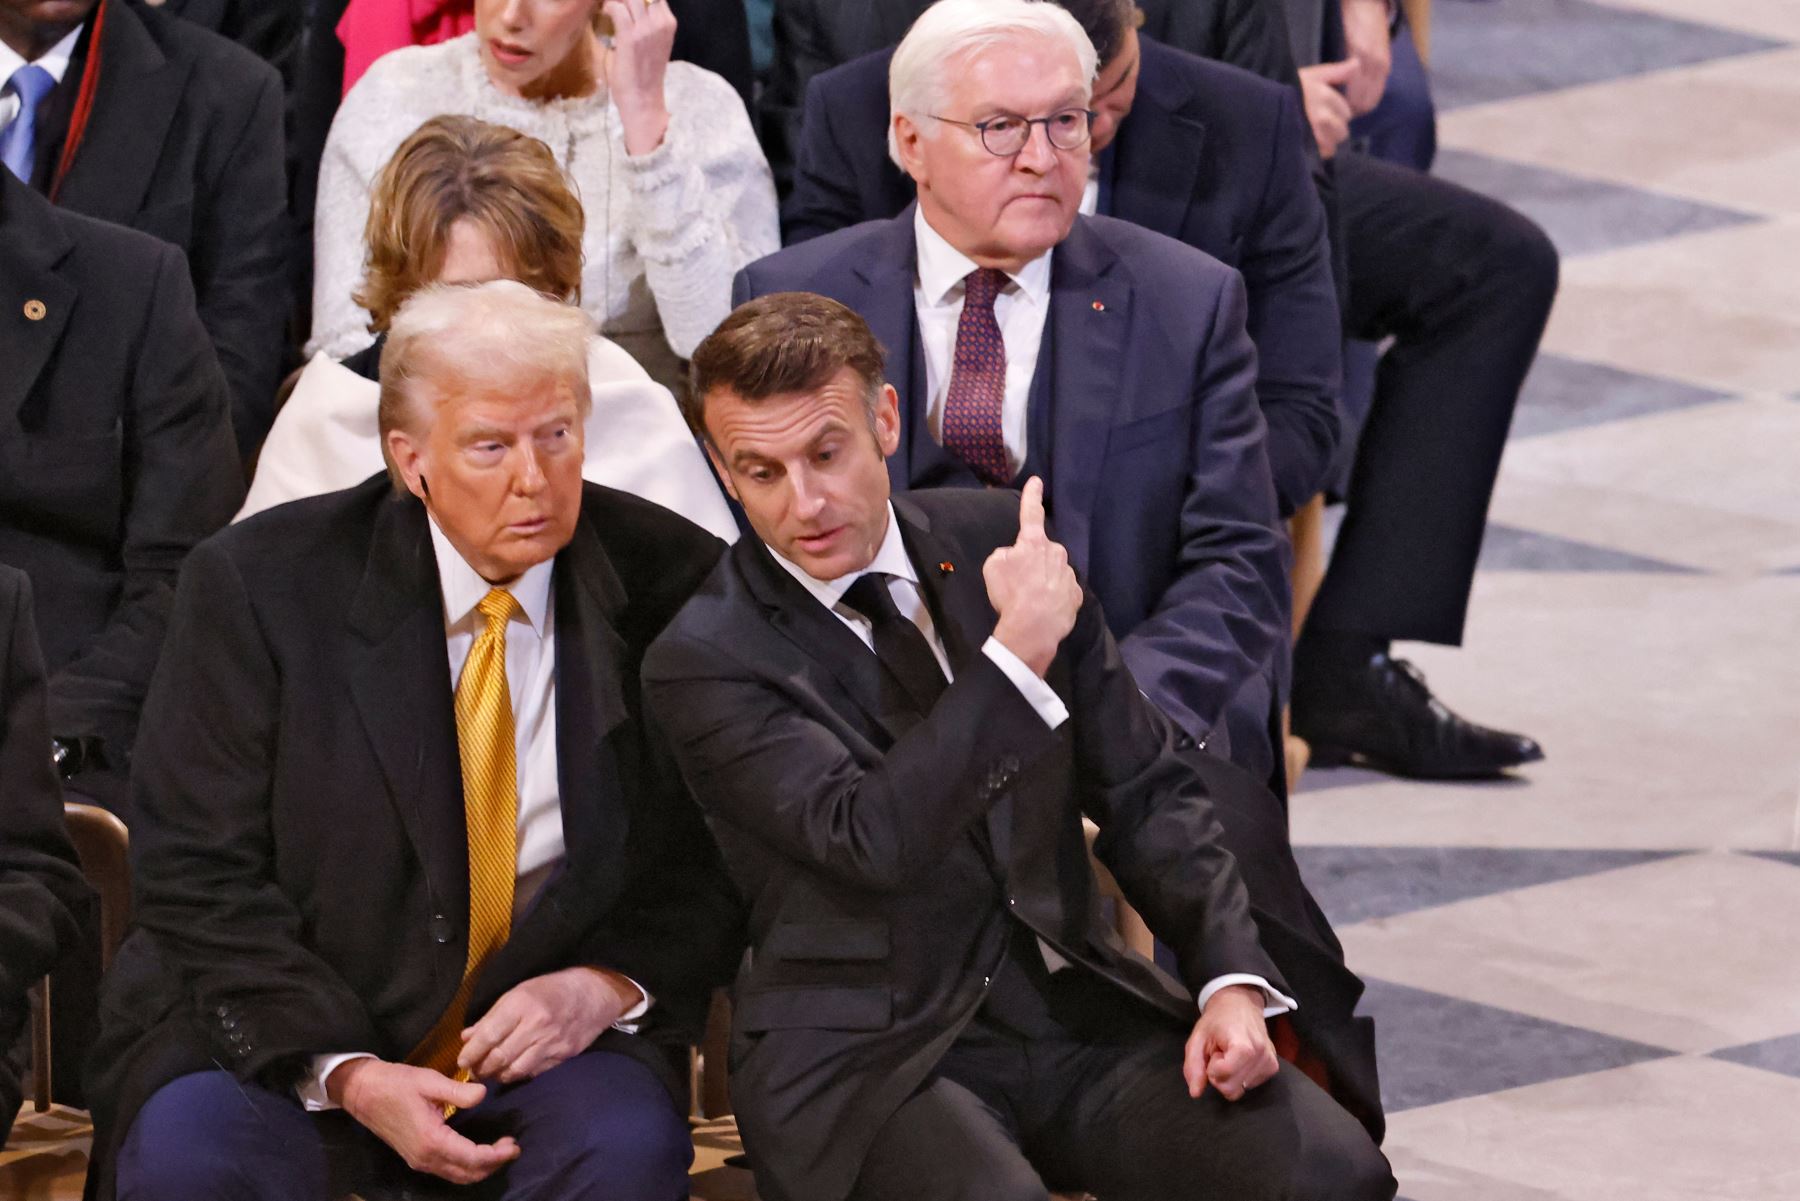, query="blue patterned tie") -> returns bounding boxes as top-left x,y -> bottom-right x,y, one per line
942,267 -> 1012,486
0,64 -> 56,182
